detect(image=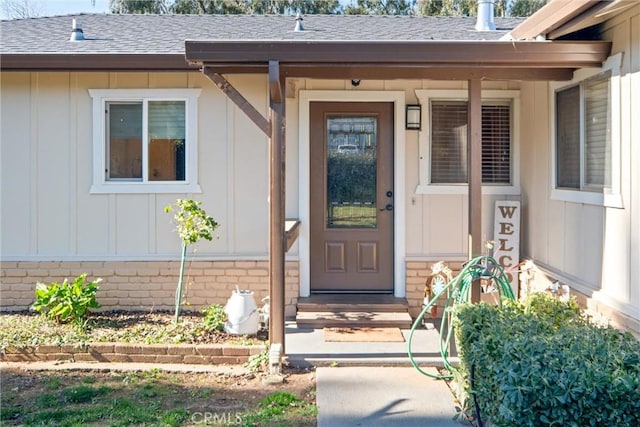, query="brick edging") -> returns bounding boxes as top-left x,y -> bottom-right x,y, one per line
1,343 -> 266,365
